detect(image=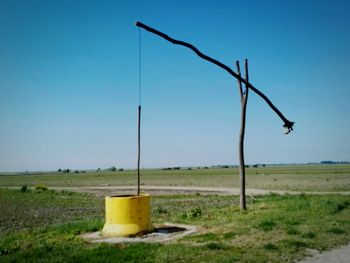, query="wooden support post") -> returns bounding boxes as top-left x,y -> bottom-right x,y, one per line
236,59 -> 249,210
